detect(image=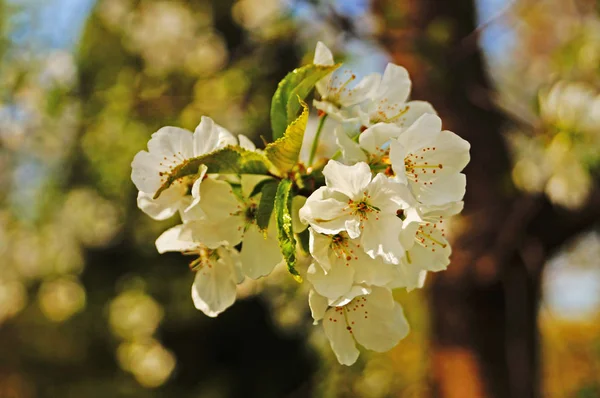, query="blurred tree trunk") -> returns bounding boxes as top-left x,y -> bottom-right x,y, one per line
374,1 -> 600,397
373,1 -> 535,397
